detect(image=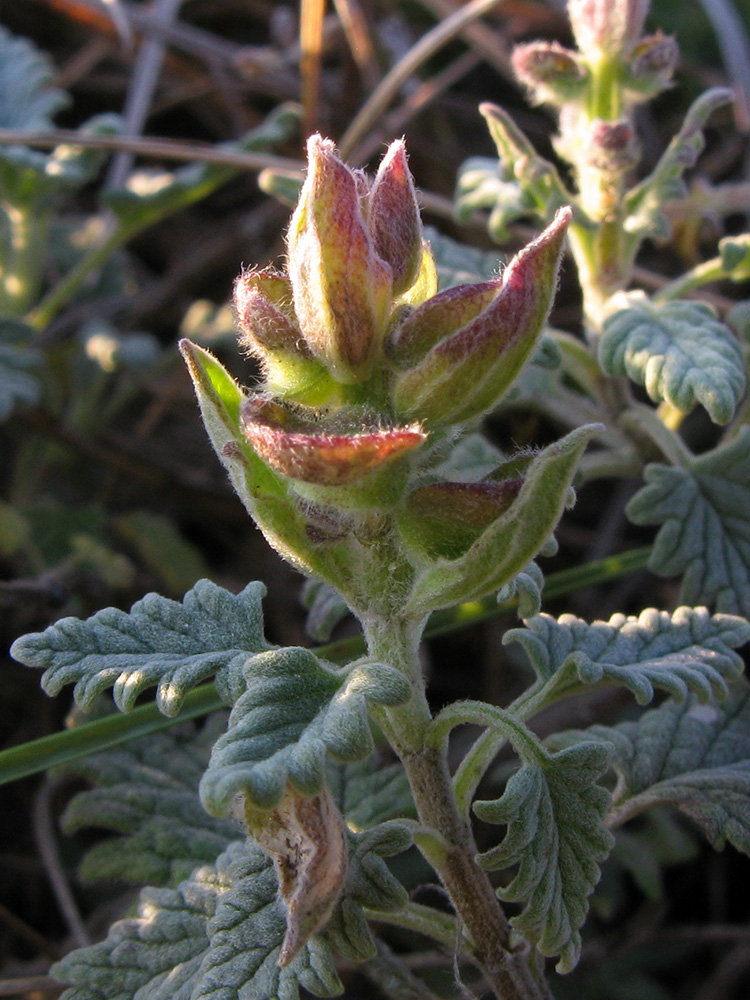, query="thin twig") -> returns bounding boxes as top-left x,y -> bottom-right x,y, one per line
0,127 -> 303,173
338,0 -> 508,158
416,0 -> 513,79
351,48 -> 482,165
107,0 -> 184,189
33,776 -> 90,949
